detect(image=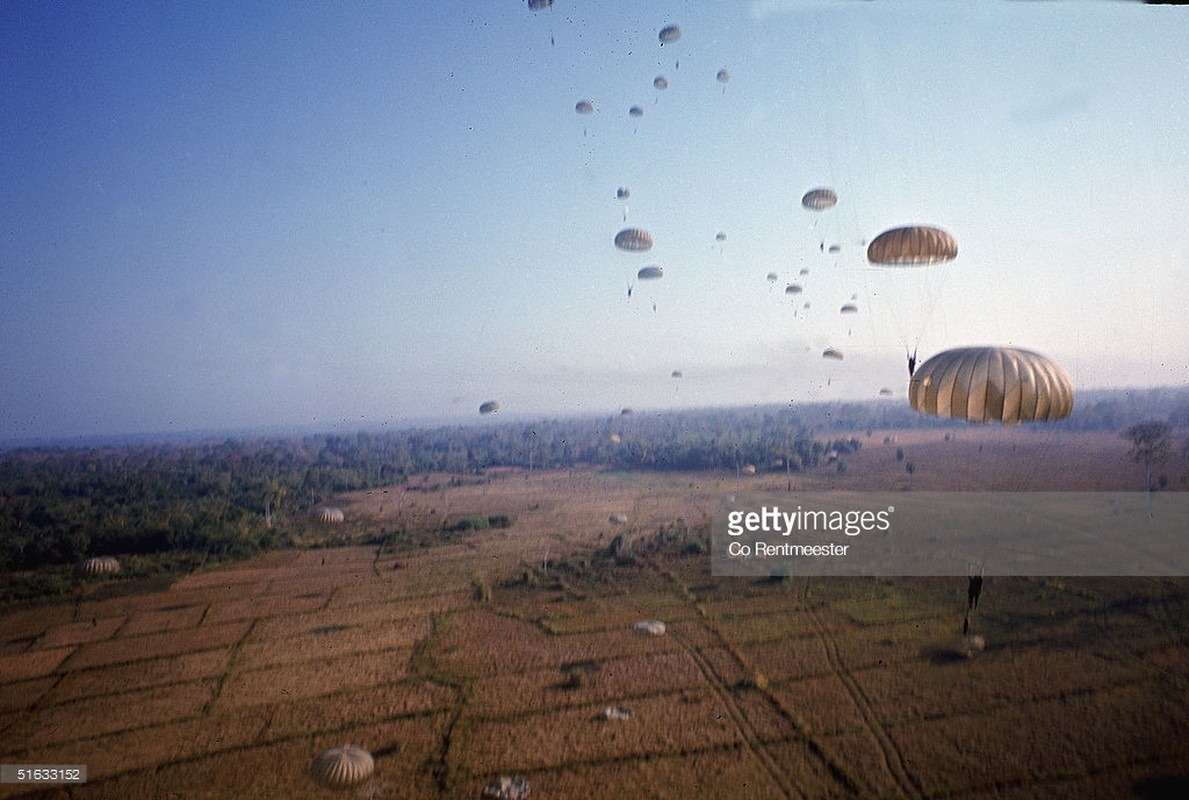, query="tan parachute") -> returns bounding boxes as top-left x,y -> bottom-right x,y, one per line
908,346 -> 1074,423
